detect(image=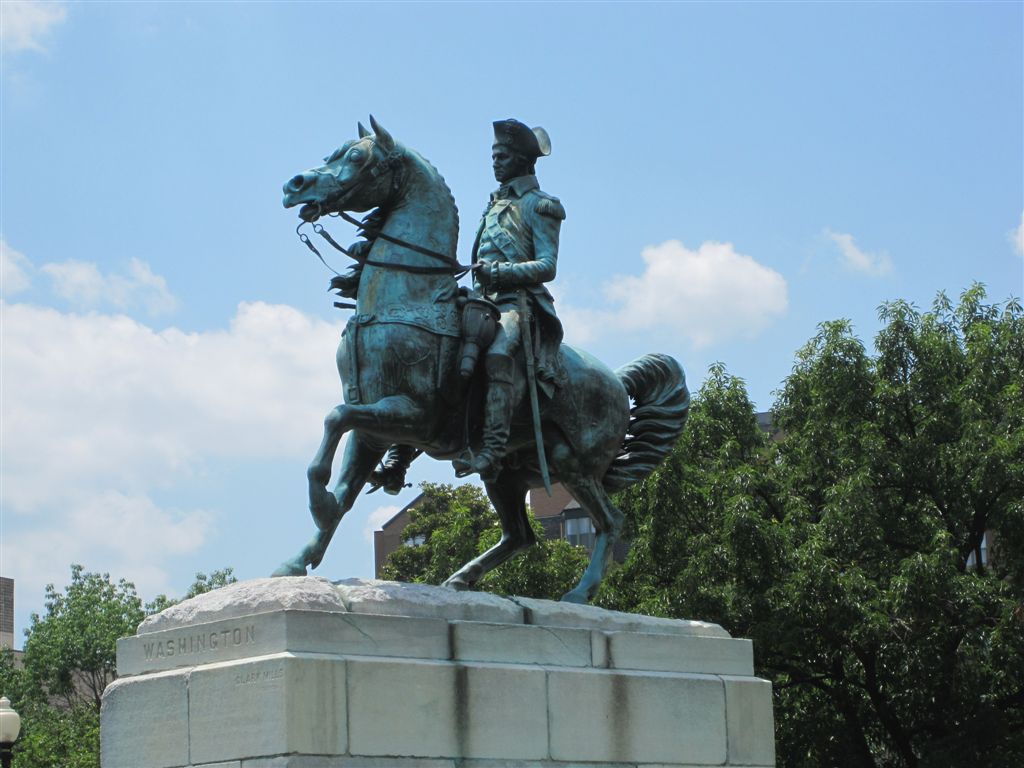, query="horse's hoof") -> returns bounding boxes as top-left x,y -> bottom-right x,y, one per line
271,561 -> 308,577
560,588 -> 588,604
